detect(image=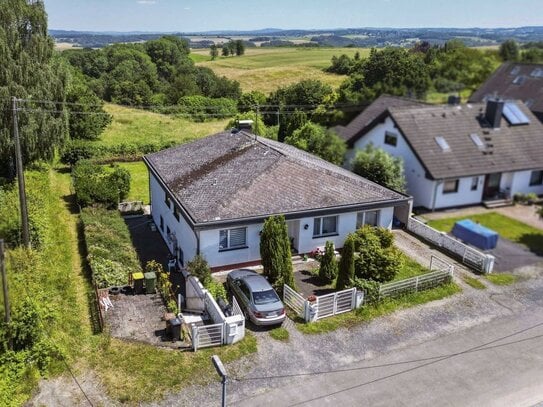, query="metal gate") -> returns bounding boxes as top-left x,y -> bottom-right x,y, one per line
283,284 -> 306,318
314,288 -> 356,320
